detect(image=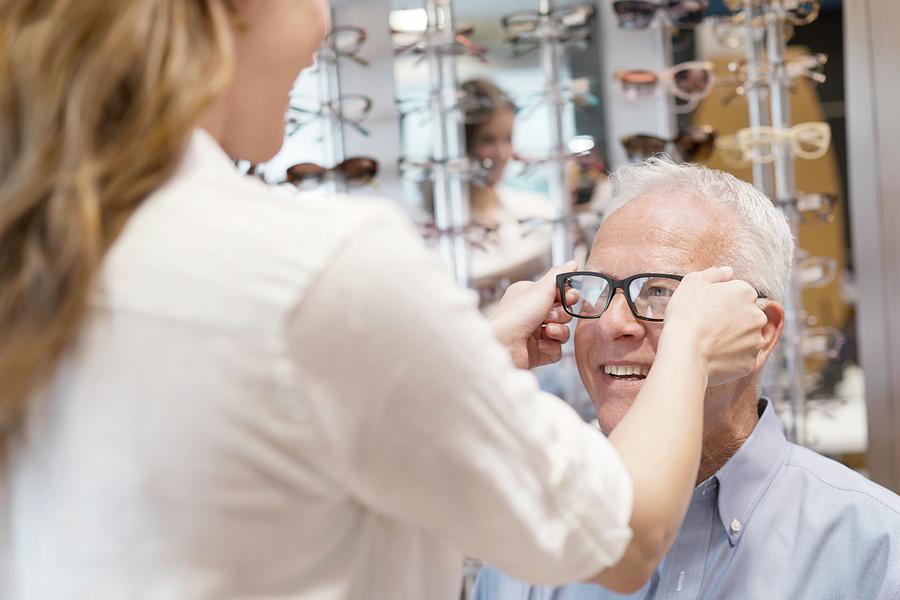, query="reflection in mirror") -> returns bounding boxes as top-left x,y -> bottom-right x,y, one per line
391,0 -> 607,304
